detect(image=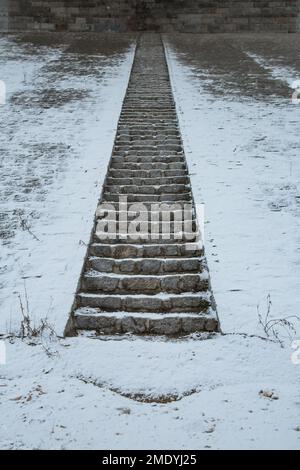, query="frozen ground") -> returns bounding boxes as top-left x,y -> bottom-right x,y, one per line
0,33 -> 135,335
166,33 -> 300,335
1,33 -> 300,450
